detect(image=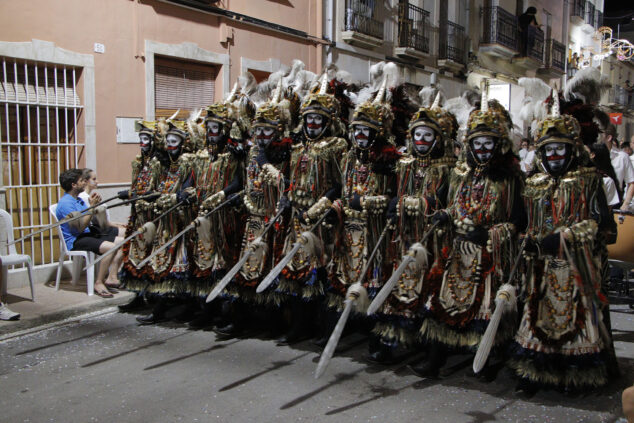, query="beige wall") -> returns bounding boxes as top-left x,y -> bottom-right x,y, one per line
0,0 -> 320,184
